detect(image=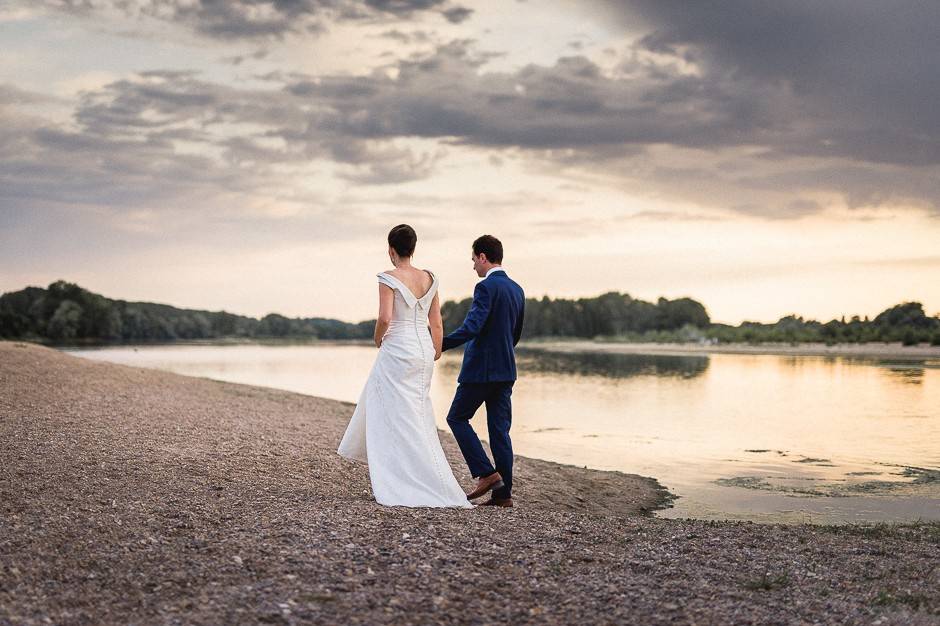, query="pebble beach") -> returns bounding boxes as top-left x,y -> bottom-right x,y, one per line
1,341 -> 938,624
